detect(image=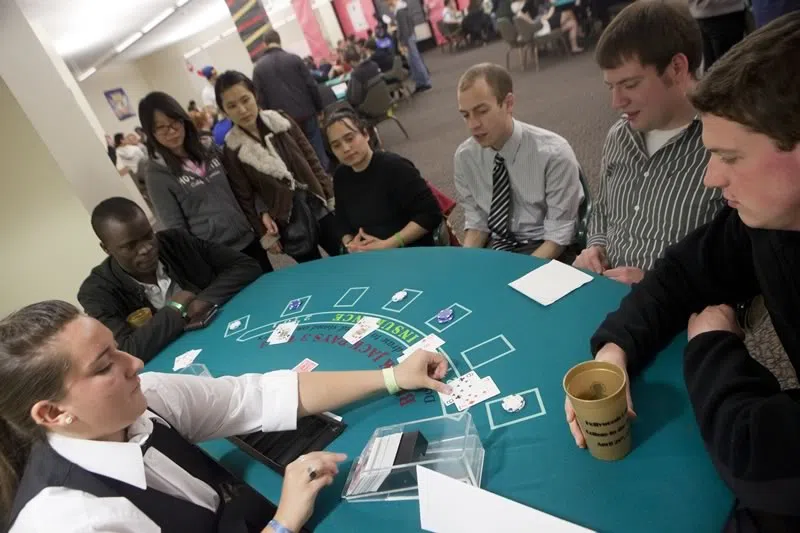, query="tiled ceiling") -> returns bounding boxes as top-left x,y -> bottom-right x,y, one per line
18,0 -> 233,74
